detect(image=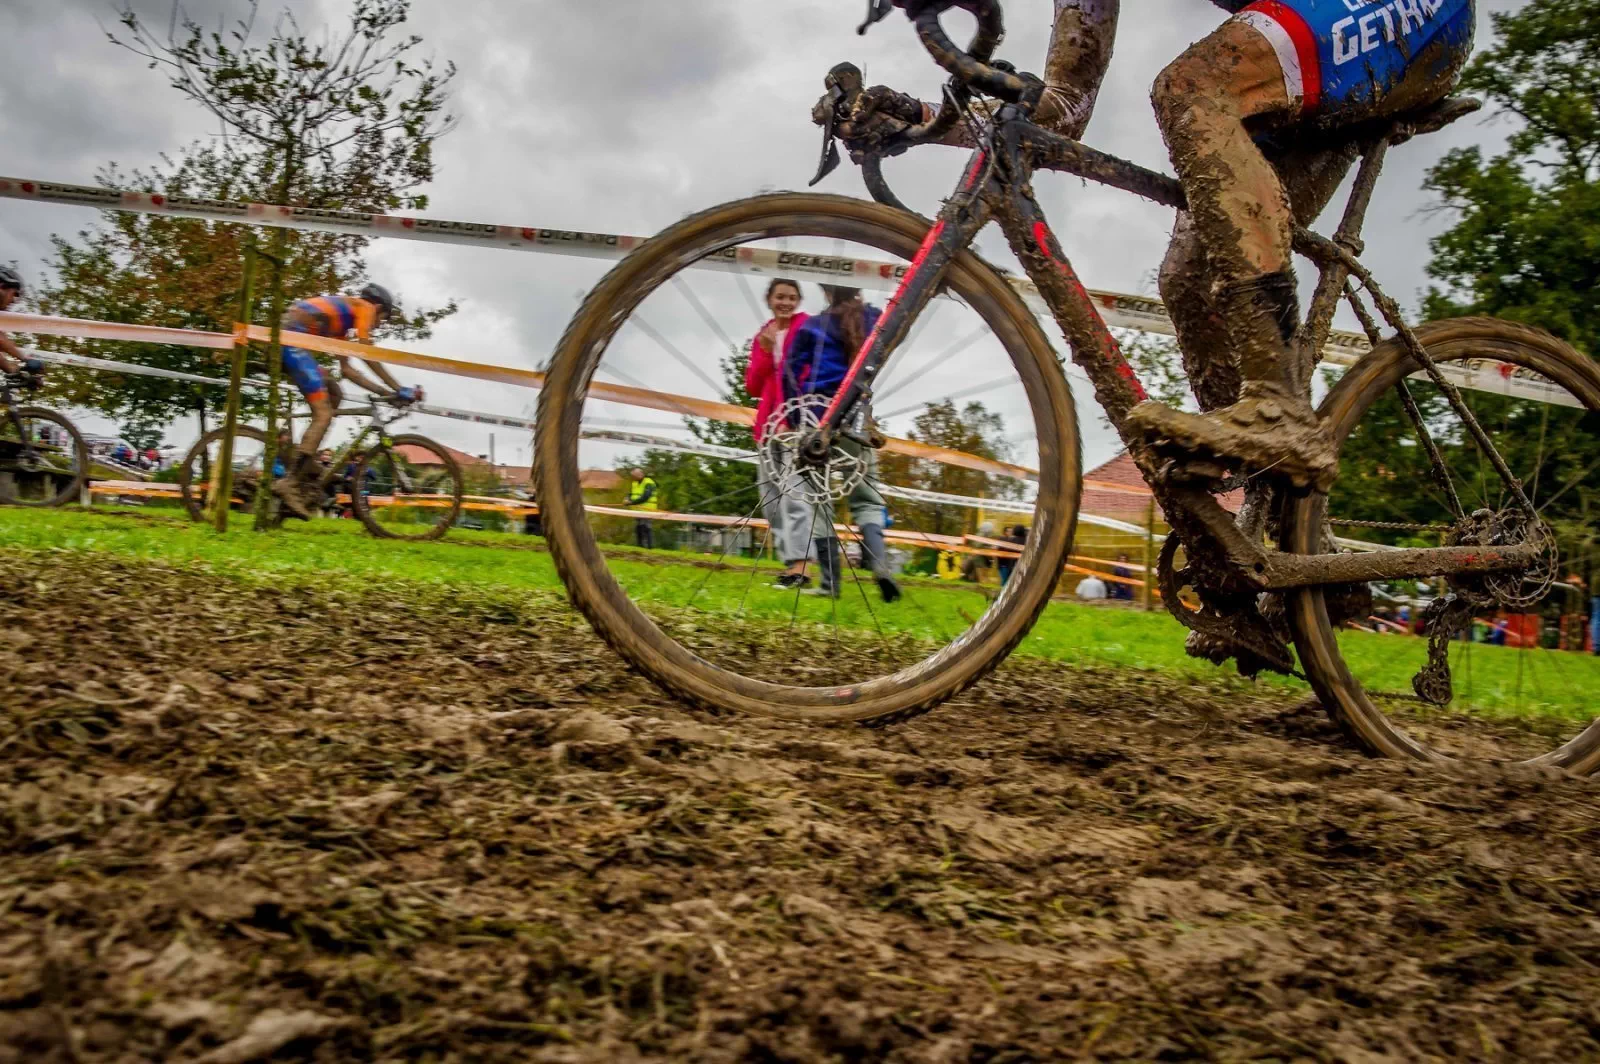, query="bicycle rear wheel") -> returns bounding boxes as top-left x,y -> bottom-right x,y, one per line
0,407 -> 89,507
1285,318 -> 1600,773
350,434 -> 464,541
534,192 -> 1081,723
